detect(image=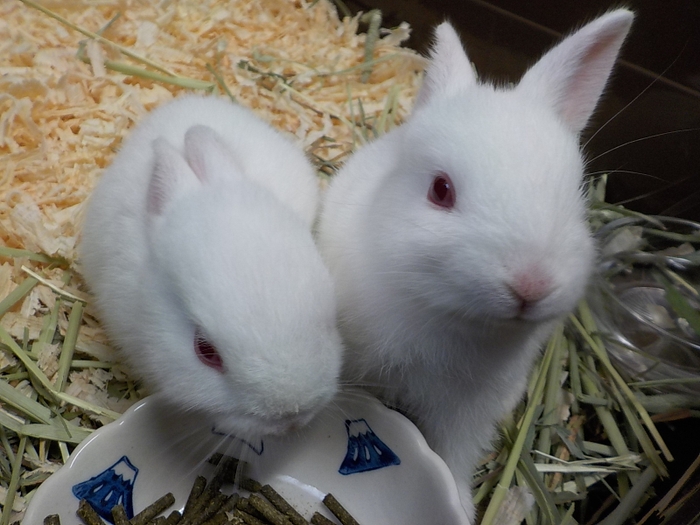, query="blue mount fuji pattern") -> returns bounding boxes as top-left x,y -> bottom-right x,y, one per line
72,455 -> 138,523
339,419 -> 401,475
